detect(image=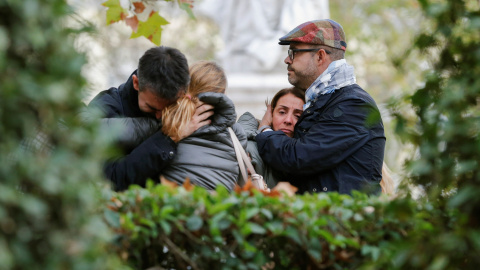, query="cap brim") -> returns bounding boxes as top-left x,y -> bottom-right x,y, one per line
278,40 -> 290,45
